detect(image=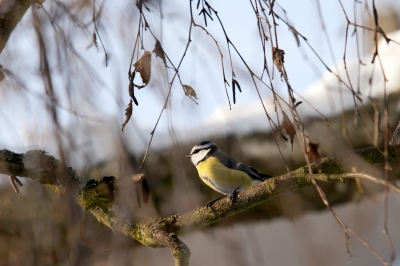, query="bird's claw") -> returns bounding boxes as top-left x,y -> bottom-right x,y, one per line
229,188 -> 240,204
